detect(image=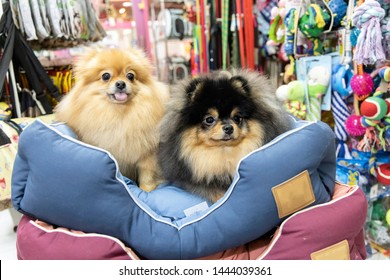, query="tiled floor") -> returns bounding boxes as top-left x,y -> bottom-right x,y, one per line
0,209 -> 19,260
1,208 -> 389,260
